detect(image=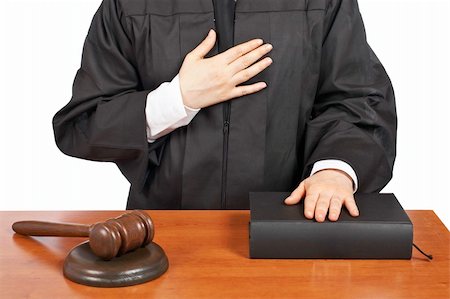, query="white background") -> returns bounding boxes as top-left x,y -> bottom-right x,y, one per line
0,0 -> 449,229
